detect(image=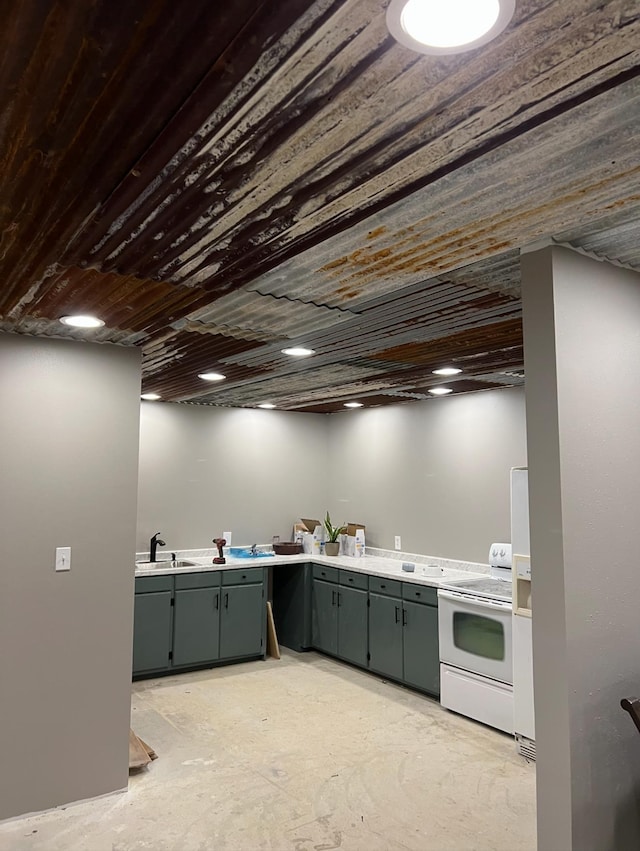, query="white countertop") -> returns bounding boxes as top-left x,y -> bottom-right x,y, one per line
135,548 -> 487,589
